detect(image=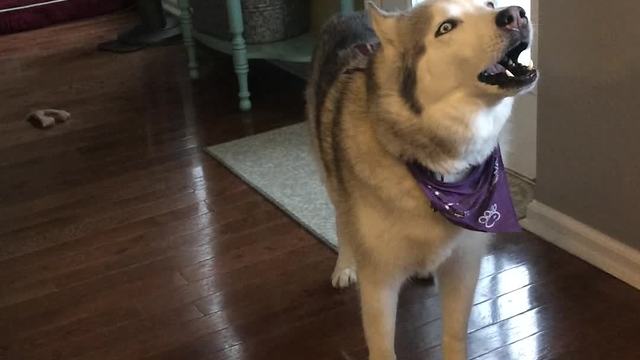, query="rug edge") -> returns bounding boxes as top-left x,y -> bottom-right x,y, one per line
203,145 -> 338,253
